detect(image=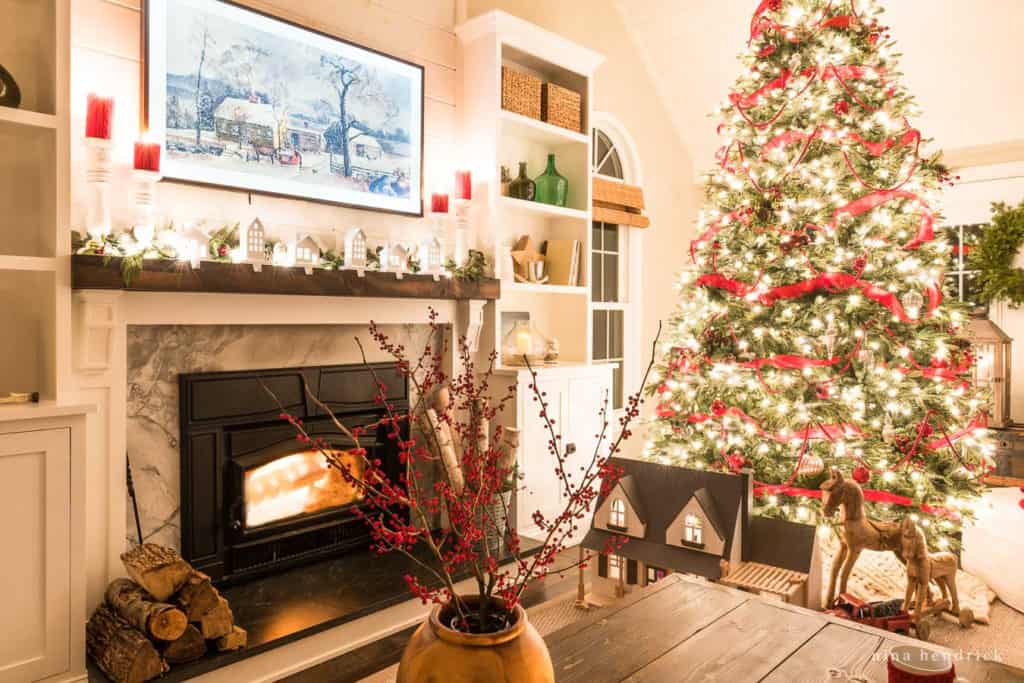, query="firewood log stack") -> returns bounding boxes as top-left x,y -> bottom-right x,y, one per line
87,543 -> 247,683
